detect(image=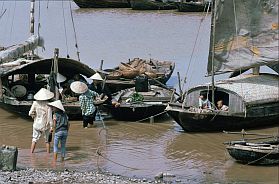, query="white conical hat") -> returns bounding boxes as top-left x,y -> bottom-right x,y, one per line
57,73 -> 67,83
90,73 -> 103,81
48,100 -> 65,112
70,81 -> 88,94
34,88 -> 54,101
